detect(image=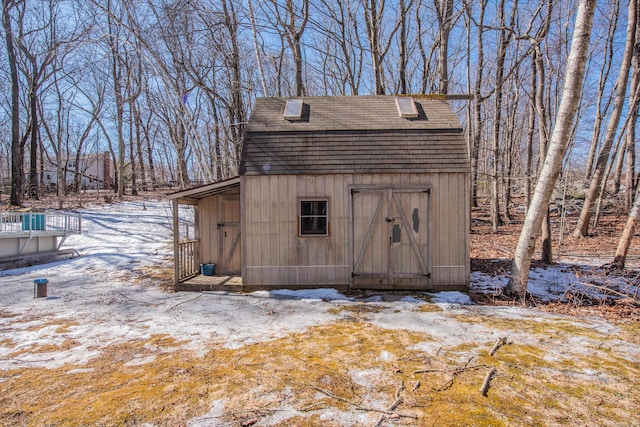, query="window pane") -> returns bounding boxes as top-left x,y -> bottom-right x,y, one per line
301,202 -> 312,216
301,201 -> 327,216
300,200 -> 328,235
301,217 -> 327,235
